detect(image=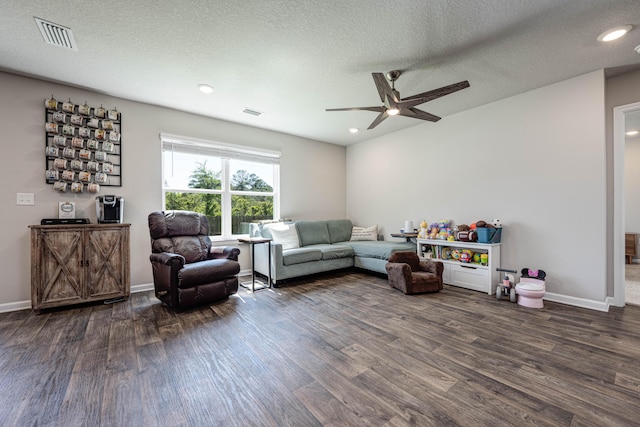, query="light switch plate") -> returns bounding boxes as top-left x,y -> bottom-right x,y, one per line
17,193 -> 35,206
